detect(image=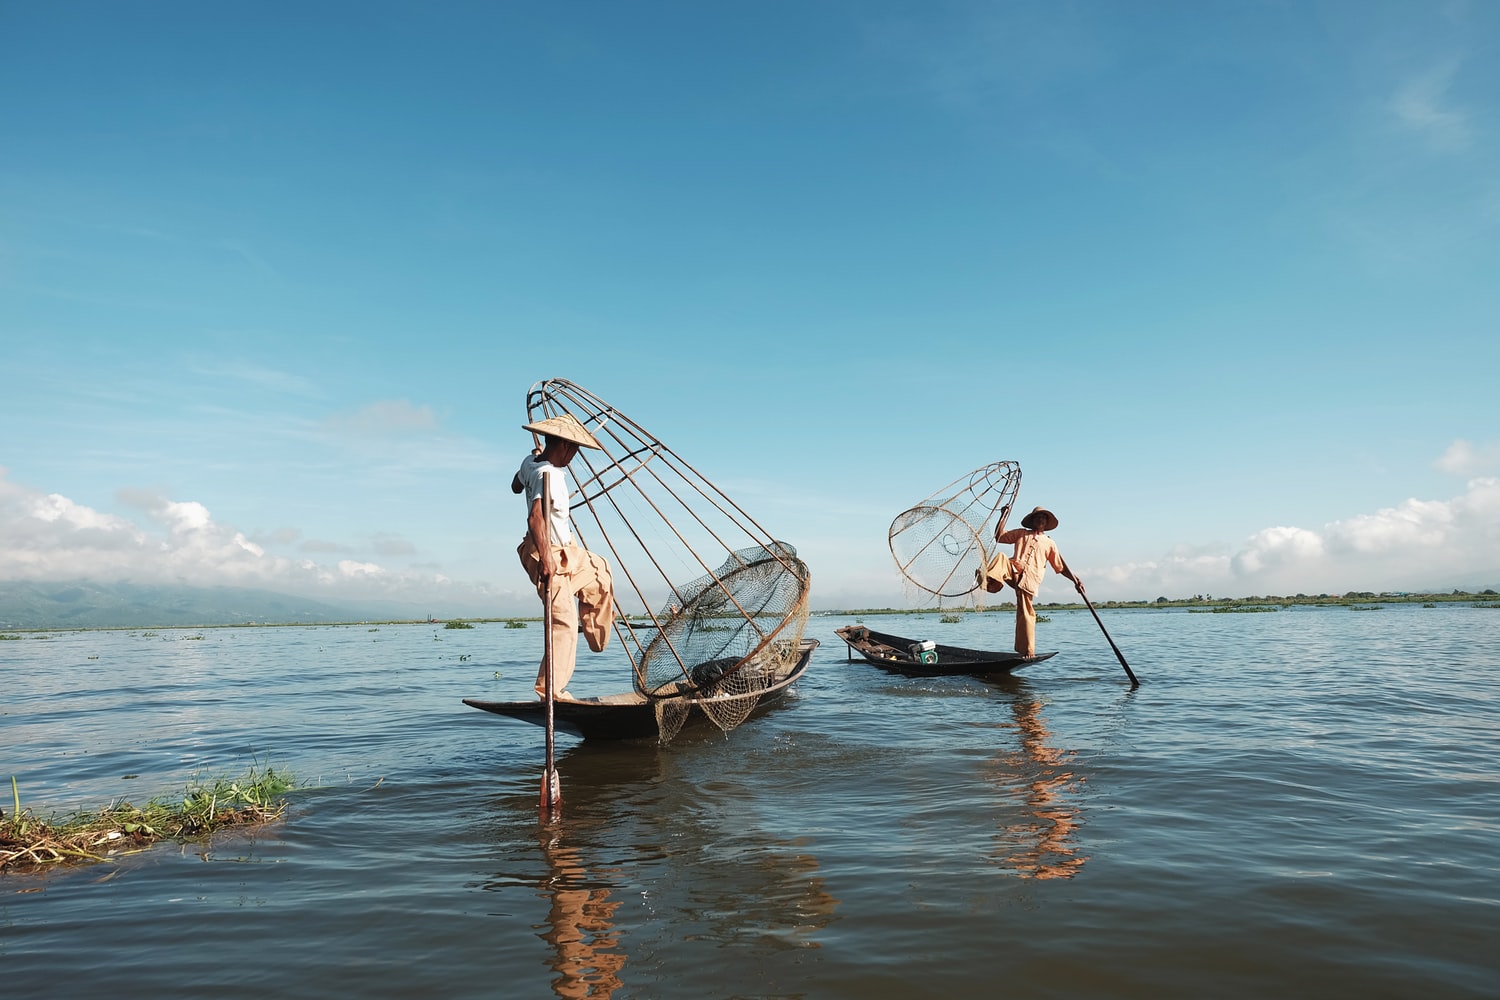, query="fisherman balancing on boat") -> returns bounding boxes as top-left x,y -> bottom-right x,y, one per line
511,413 -> 615,700
978,506 -> 1084,657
